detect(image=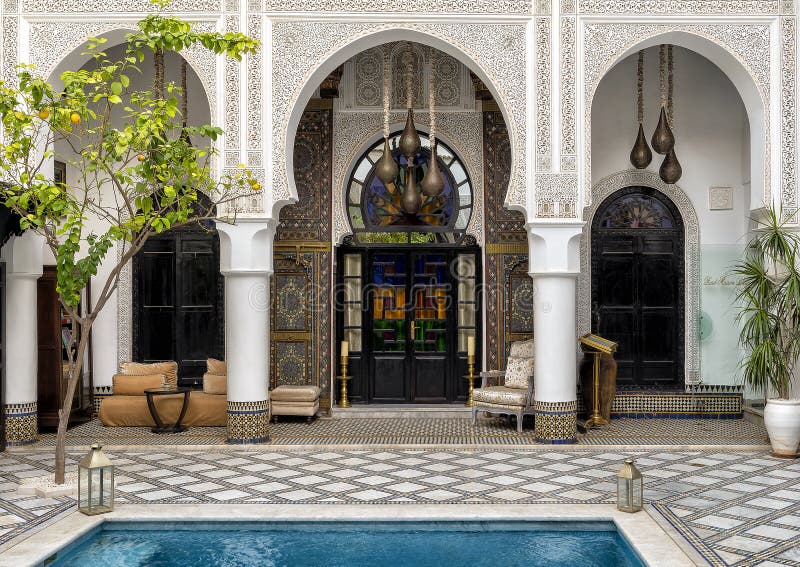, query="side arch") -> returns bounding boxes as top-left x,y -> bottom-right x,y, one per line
578,170 -> 700,384
581,25 -> 772,213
